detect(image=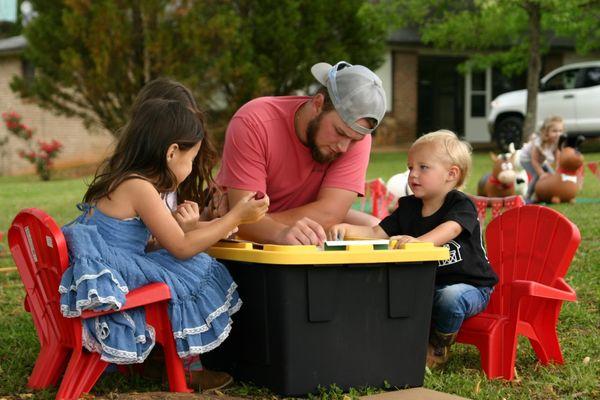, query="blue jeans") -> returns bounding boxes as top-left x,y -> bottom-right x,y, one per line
431,283 -> 493,334
521,160 -> 554,200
